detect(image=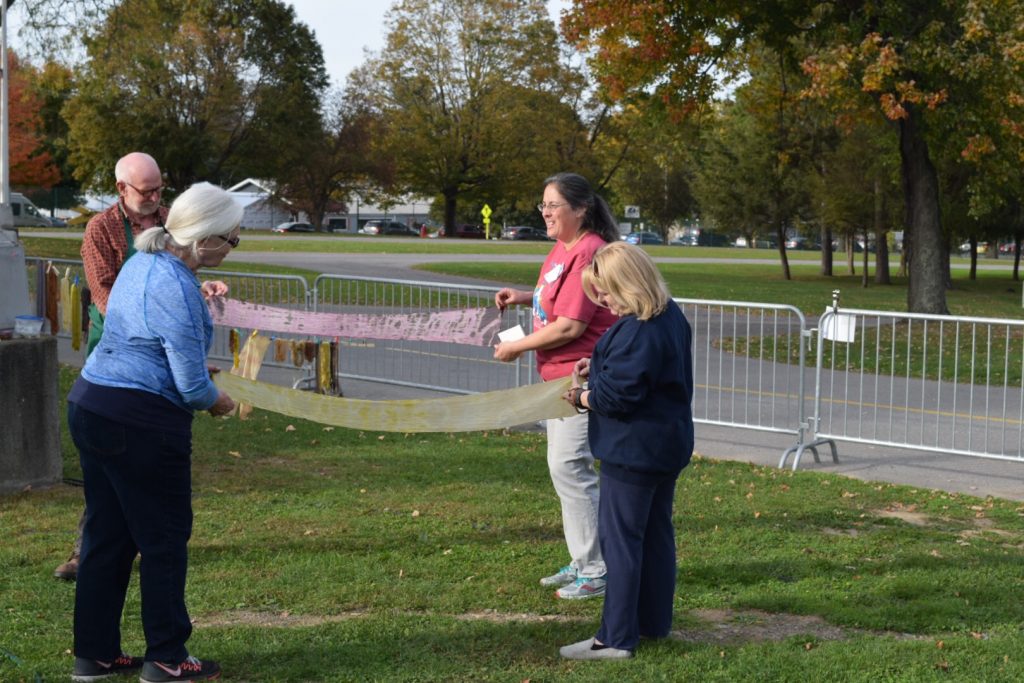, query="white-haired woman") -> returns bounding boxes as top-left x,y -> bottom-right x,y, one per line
67,182 -> 240,683
559,241 -> 694,661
